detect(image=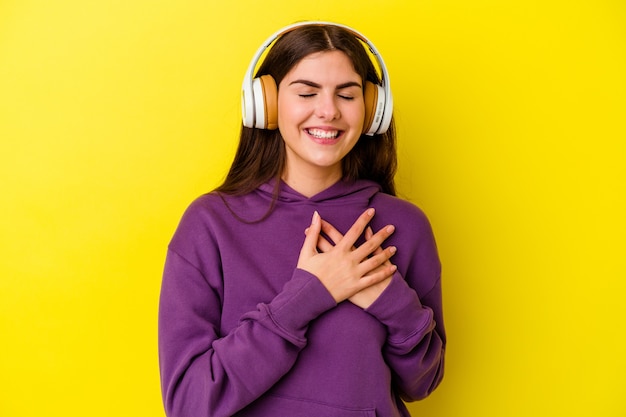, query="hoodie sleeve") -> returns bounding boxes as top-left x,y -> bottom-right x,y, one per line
364,205 -> 446,401
158,202 -> 336,417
